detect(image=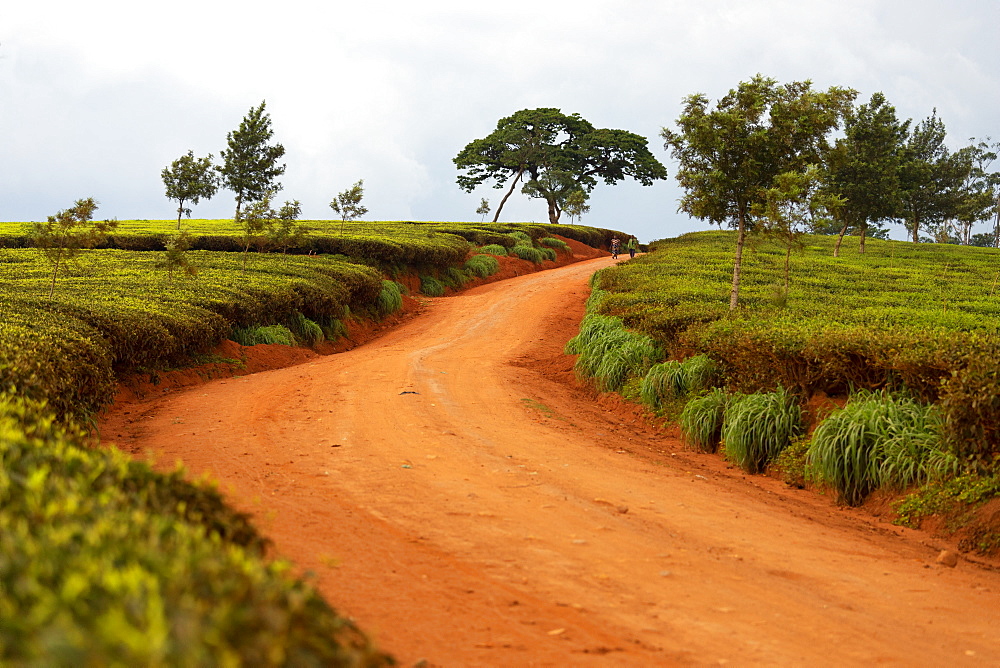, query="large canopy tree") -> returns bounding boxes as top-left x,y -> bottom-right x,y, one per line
661,75 -> 856,309
218,101 -> 286,221
454,108 -> 666,224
